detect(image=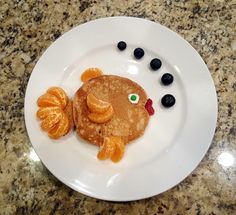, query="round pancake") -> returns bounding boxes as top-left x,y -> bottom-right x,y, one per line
73,75 -> 149,146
